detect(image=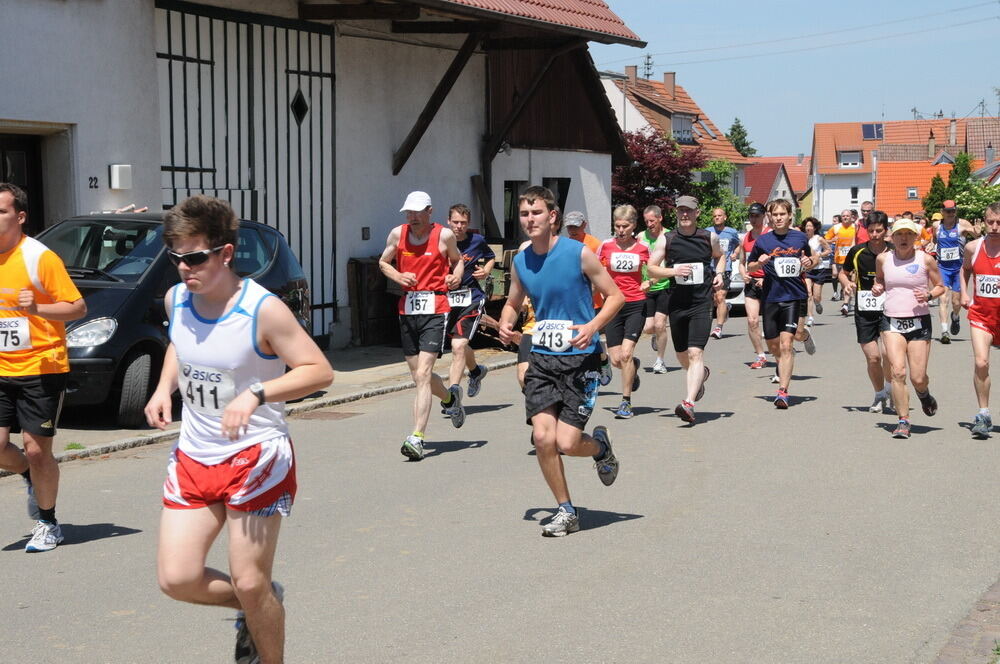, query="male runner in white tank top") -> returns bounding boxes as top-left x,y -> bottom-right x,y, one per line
144,195 -> 334,664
